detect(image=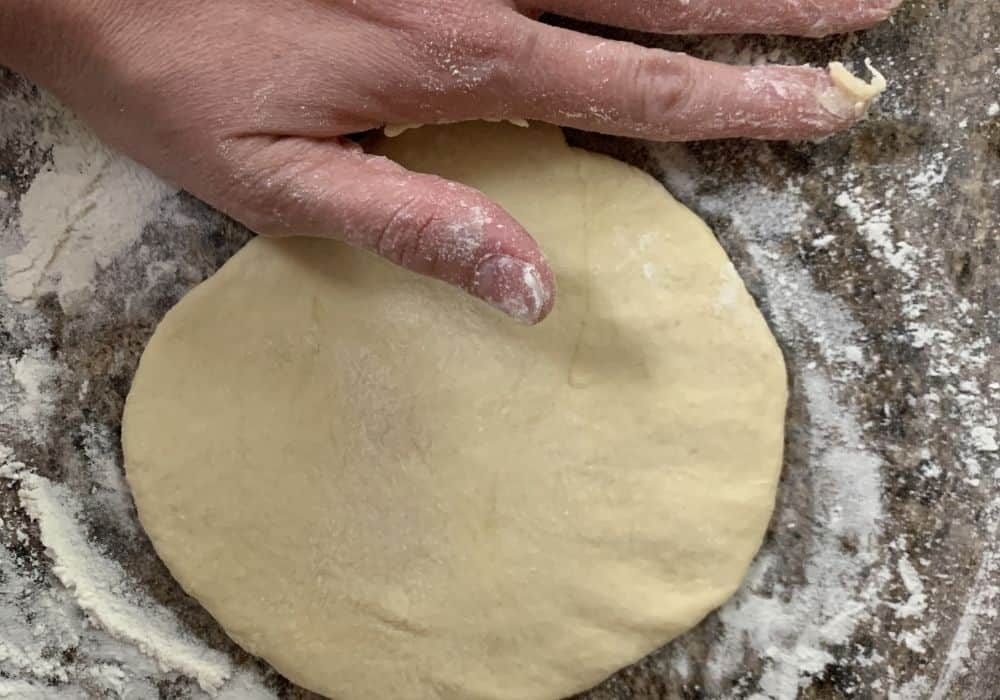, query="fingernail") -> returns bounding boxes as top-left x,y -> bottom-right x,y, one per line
473,254 -> 550,325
